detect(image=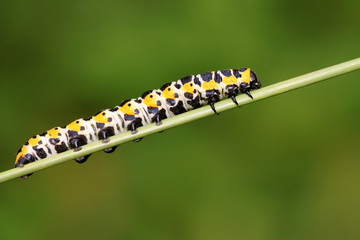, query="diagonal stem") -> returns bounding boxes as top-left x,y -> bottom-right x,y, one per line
1,57 -> 360,183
